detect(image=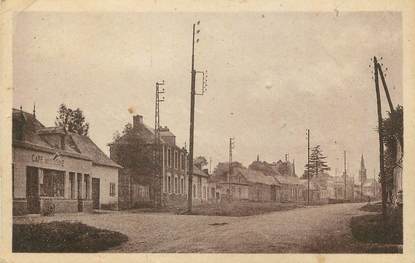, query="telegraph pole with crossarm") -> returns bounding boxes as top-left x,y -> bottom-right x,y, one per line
187,21 -> 208,212
154,80 -> 165,208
